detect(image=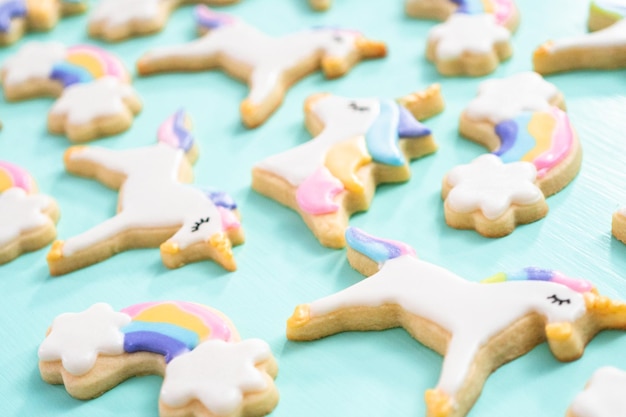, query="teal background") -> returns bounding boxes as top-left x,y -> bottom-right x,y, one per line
2,0 -> 626,415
